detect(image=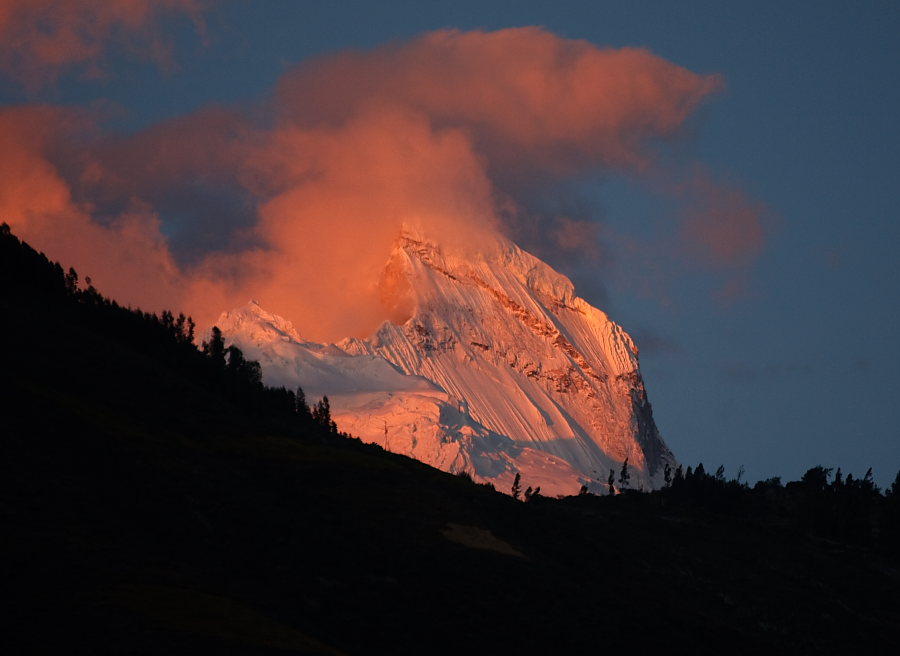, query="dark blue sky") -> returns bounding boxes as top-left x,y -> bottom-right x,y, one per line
4,1 -> 898,484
